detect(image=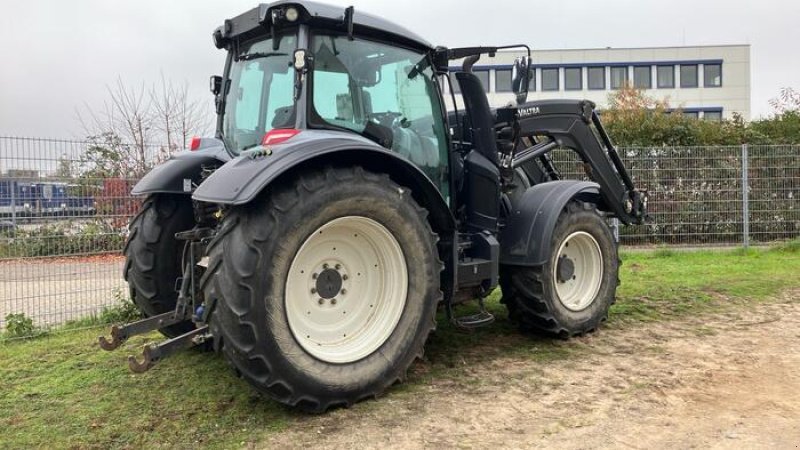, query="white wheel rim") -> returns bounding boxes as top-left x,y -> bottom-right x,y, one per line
553,231 -> 603,311
285,216 -> 408,364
